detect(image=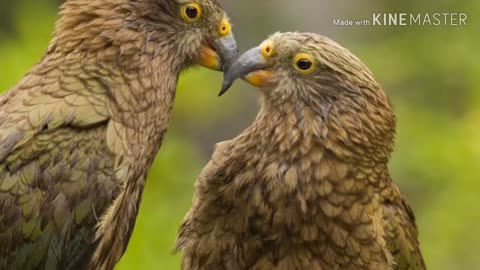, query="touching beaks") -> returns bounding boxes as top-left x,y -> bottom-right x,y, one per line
198,32 -> 238,72
219,46 -> 274,96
